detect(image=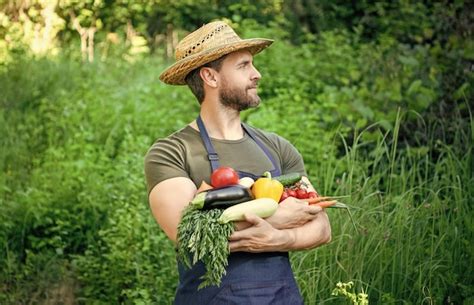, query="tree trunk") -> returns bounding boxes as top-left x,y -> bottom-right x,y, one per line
87,28 -> 96,62
166,23 -> 174,59
39,1 -> 57,53
79,29 -> 87,61
70,11 -> 95,62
